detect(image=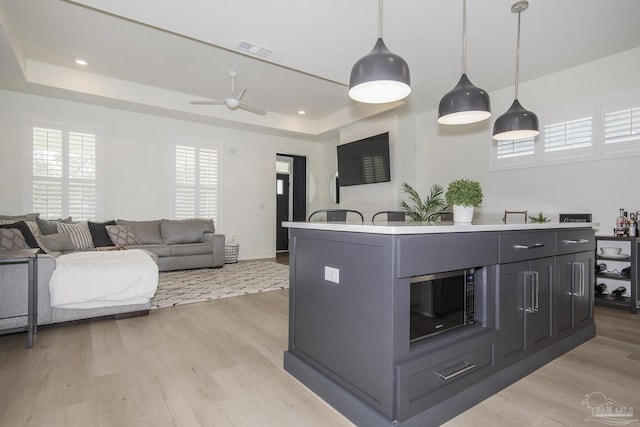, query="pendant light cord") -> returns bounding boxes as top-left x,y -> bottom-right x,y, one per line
378,0 -> 383,38
514,8 -> 522,99
462,0 -> 467,74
